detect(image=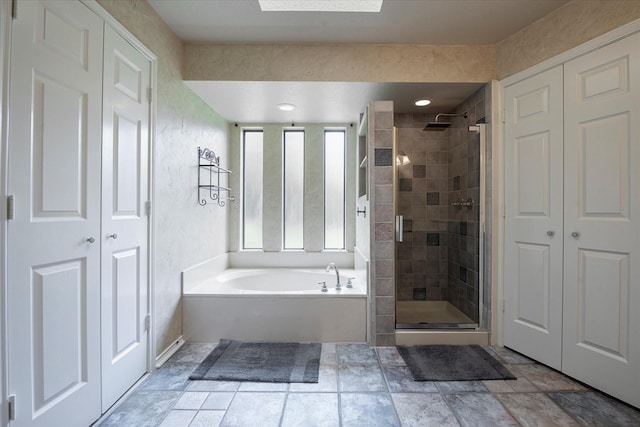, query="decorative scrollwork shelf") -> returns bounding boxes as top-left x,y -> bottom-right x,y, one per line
198,146 -> 235,207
